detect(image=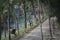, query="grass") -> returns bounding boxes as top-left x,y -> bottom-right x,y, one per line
1,33 -> 9,40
